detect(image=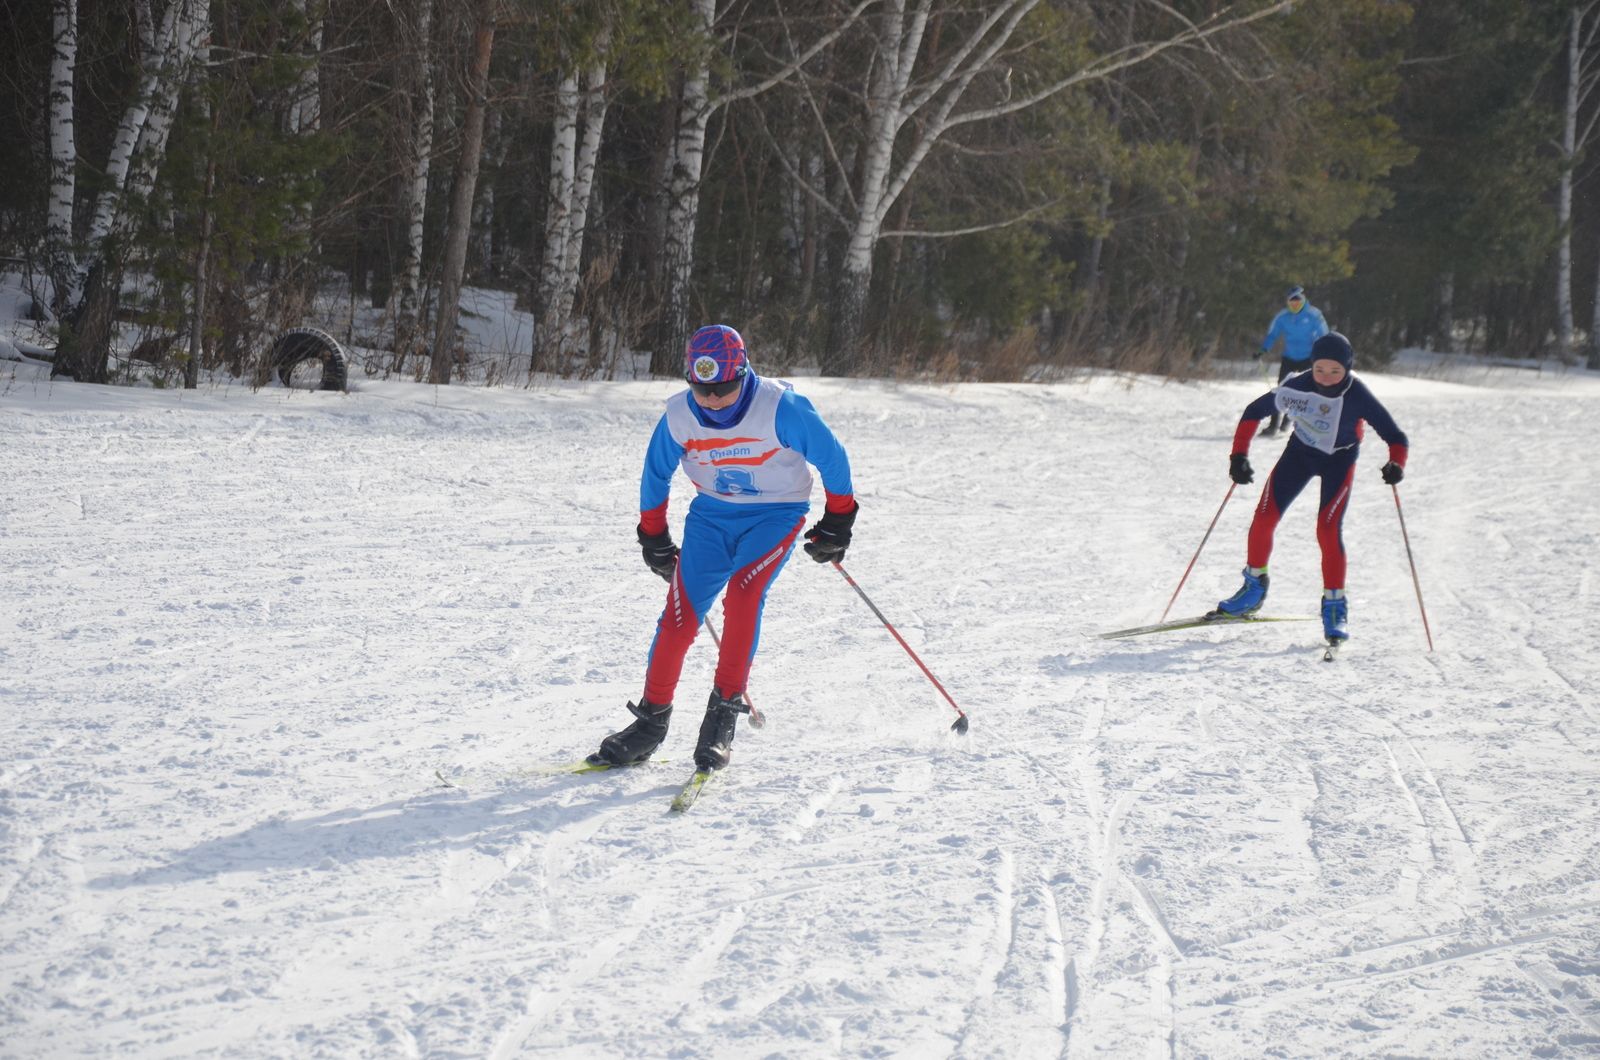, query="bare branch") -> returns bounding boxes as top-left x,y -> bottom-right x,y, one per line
879,197 -> 1064,239
775,13 -> 860,216
938,1 -> 1297,134
715,0 -> 878,109
748,106 -> 853,233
